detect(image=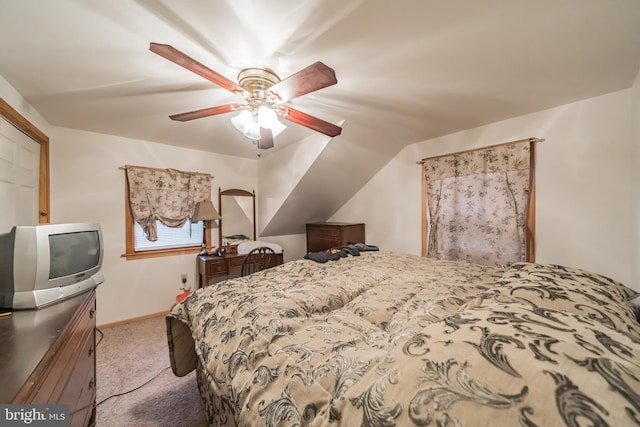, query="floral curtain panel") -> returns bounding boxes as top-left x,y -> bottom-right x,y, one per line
423,141 -> 532,266
125,166 -> 211,241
